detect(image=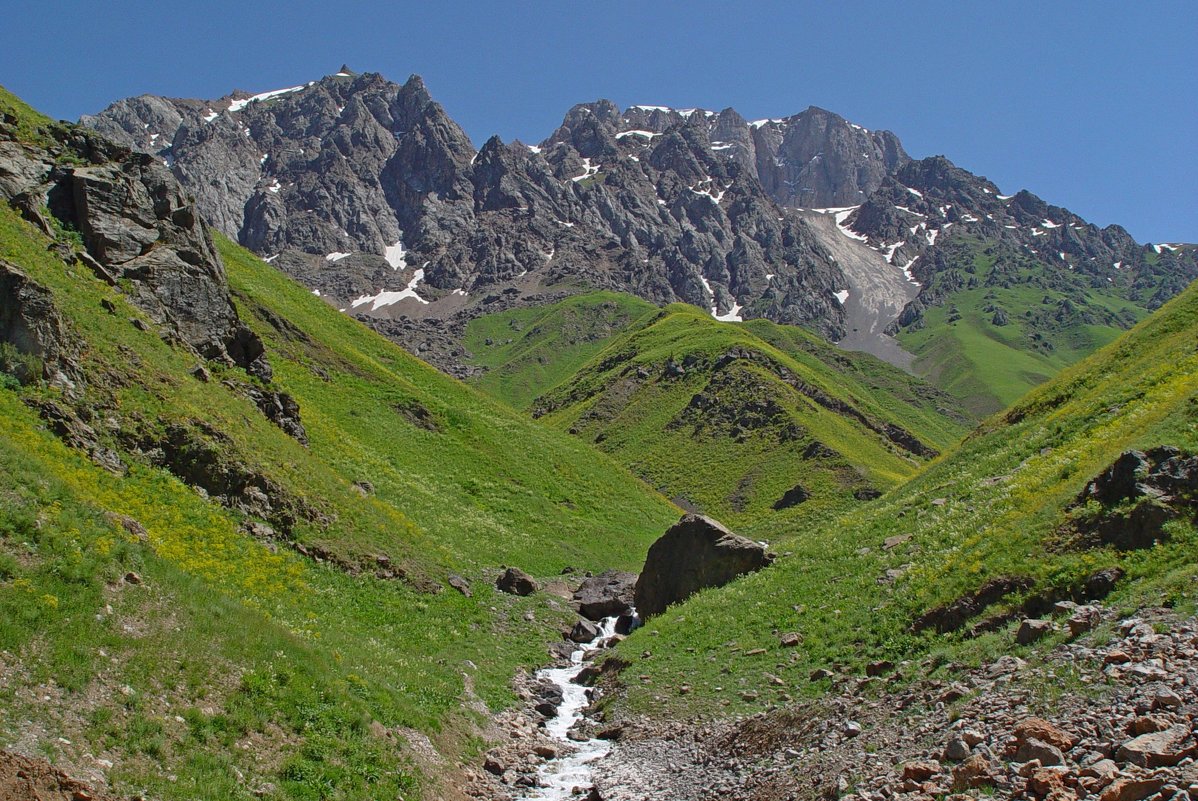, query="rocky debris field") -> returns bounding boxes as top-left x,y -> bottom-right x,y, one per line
468,603 -> 1198,801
